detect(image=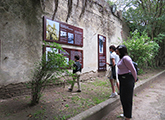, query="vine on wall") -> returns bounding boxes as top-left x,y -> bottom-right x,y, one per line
40,0 -> 121,41
66,0 -> 73,22
52,0 -> 58,20
40,0 -> 114,22
79,0 -> 87,19
76,0 -> 80,8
